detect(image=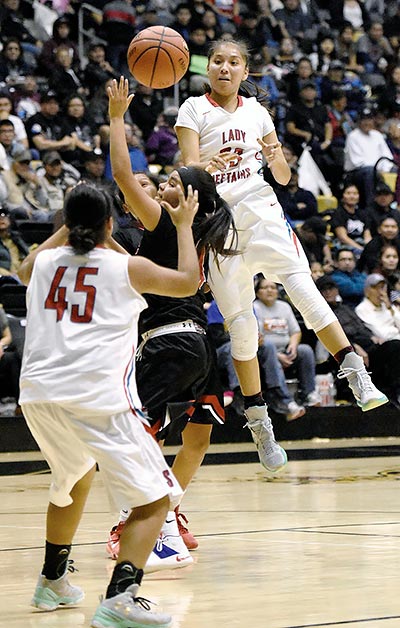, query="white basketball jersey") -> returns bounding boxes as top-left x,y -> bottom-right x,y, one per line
20,246 -> 147,414
176,94 -> 275,206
